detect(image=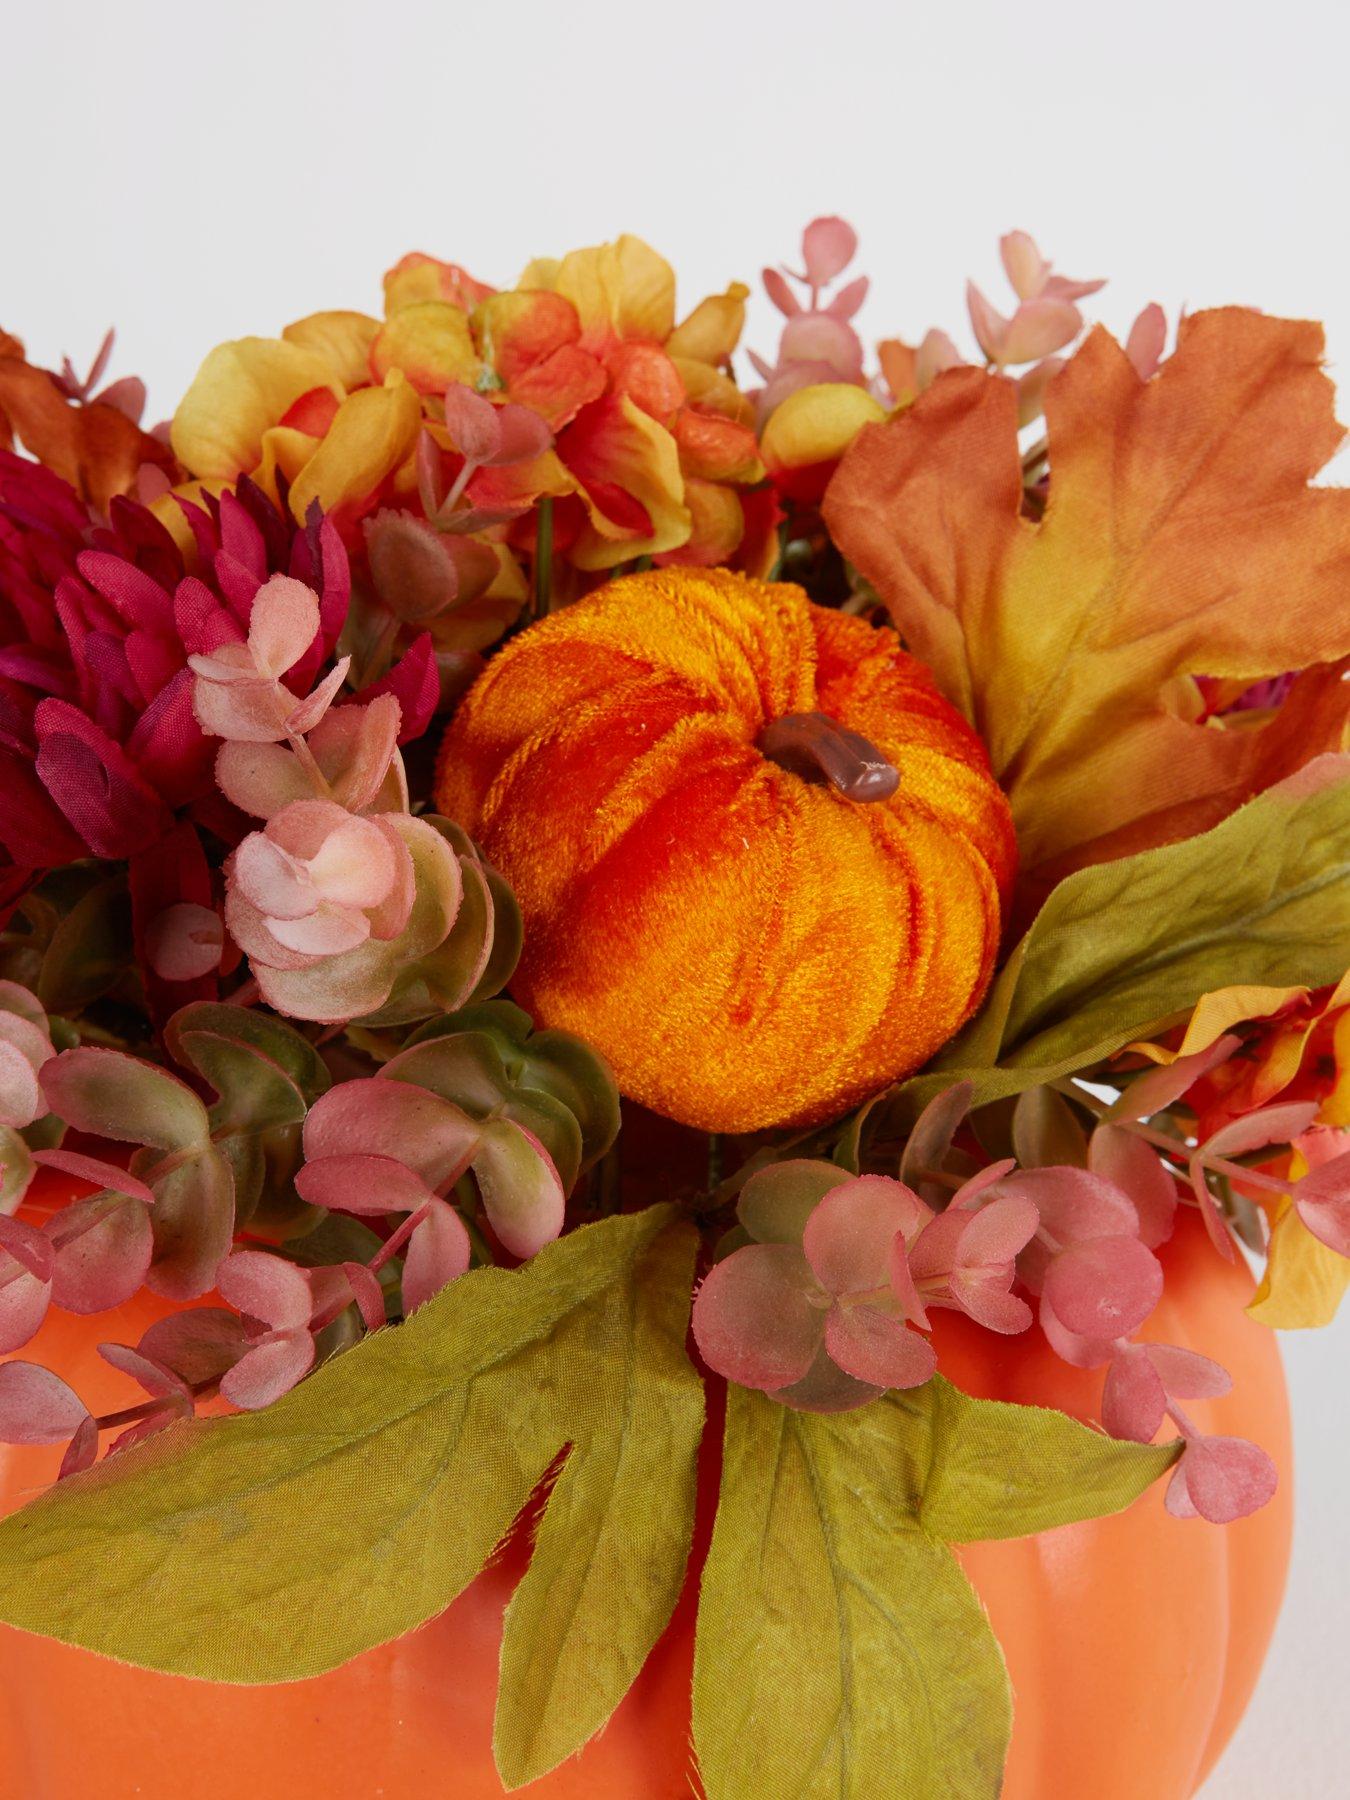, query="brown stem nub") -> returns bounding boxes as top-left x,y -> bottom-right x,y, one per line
758,711 -> 899,803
